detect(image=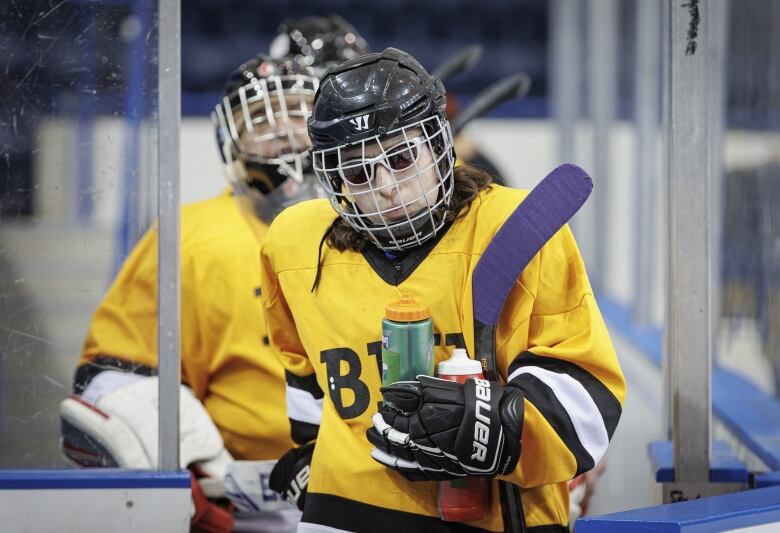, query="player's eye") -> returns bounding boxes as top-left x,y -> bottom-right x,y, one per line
385,144 -> 419,171
340,163 -> 371,186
